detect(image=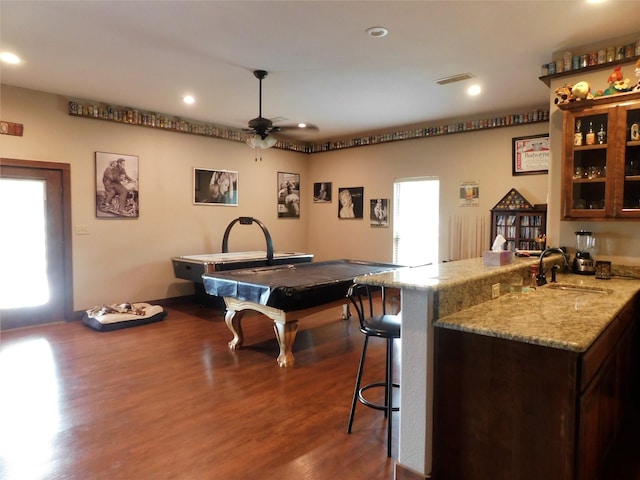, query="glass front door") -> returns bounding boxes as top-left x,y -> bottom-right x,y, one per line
0,162 -> 71,329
